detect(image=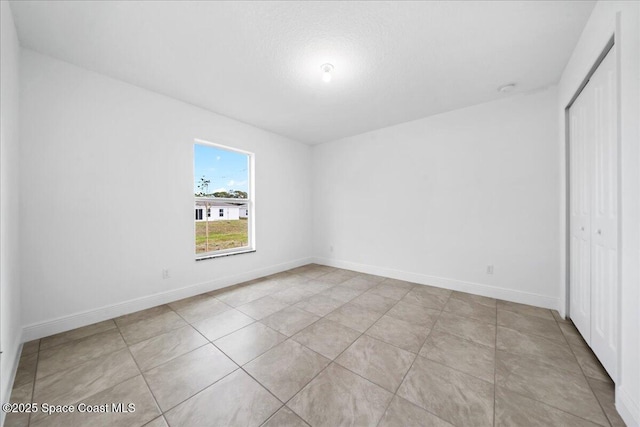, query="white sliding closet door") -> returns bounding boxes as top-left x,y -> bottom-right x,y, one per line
589,48 -> 618,379
569,46 -> 618,379
569,74 -> 593,343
